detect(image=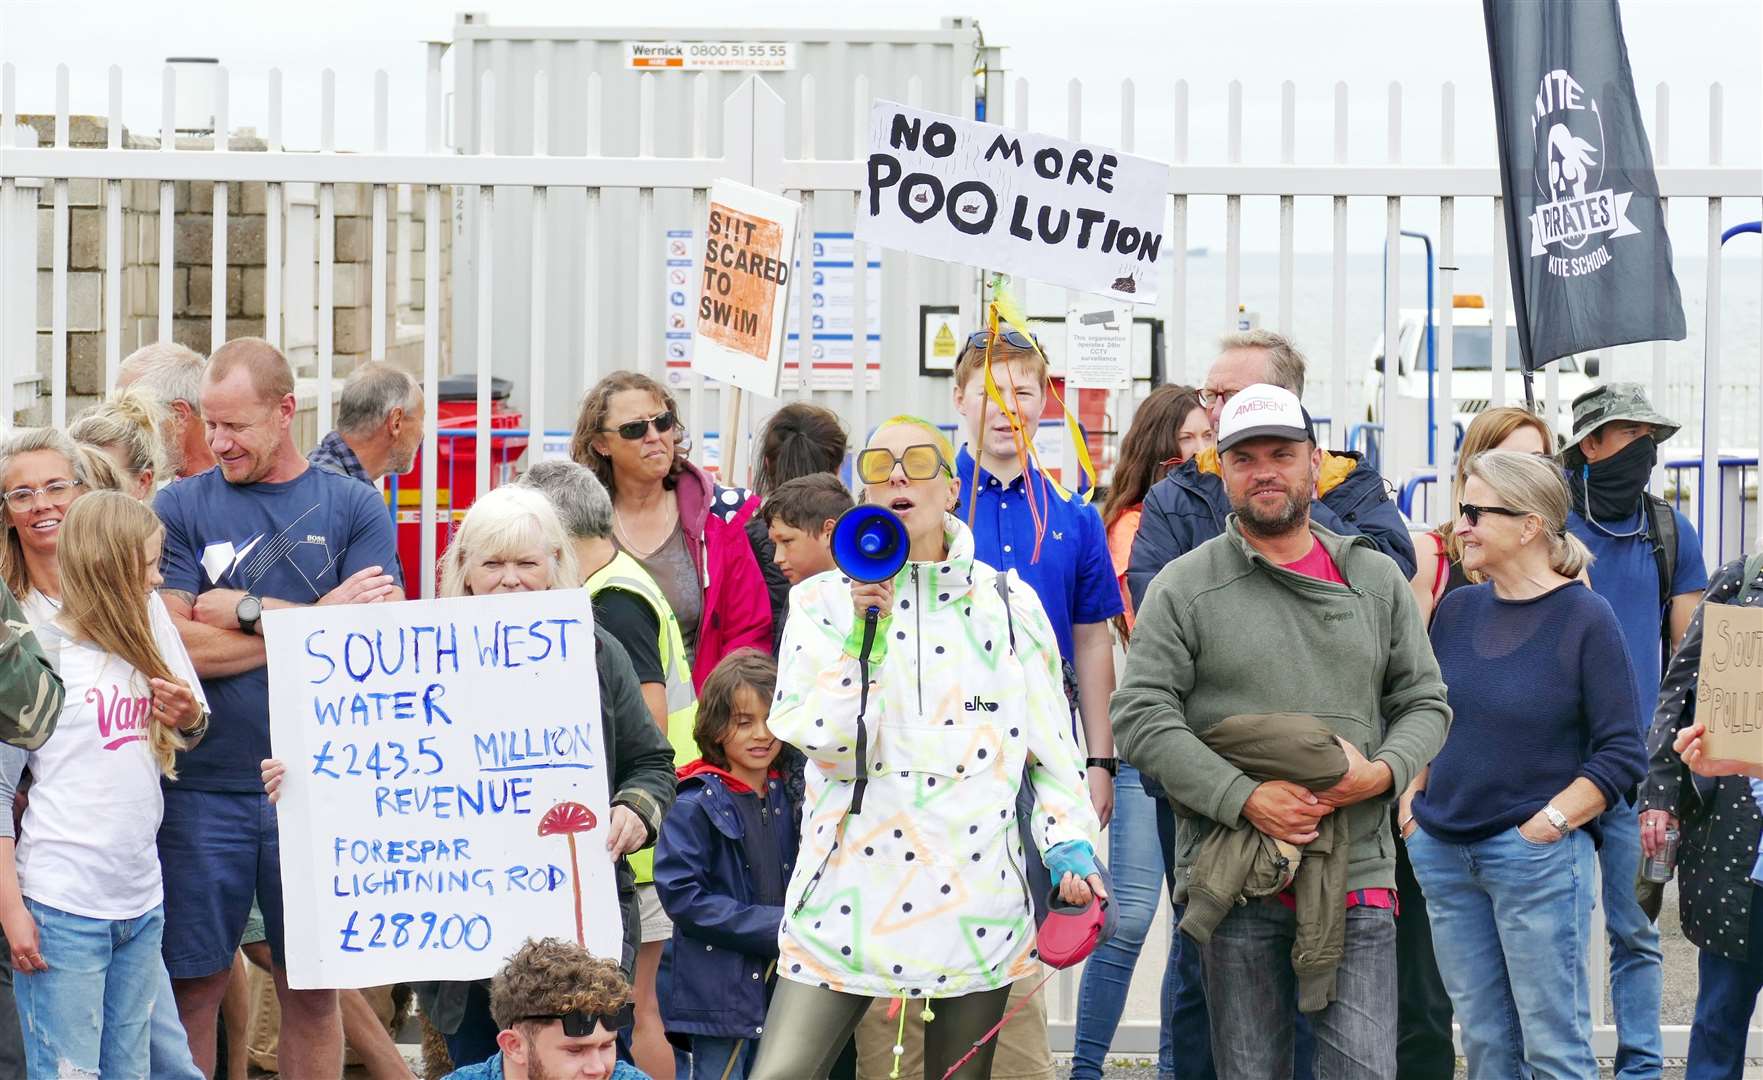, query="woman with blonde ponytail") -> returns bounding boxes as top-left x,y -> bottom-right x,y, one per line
1398,450 -> 1646,1078
69,388 -> 168,501
0,491 -> 209,1078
